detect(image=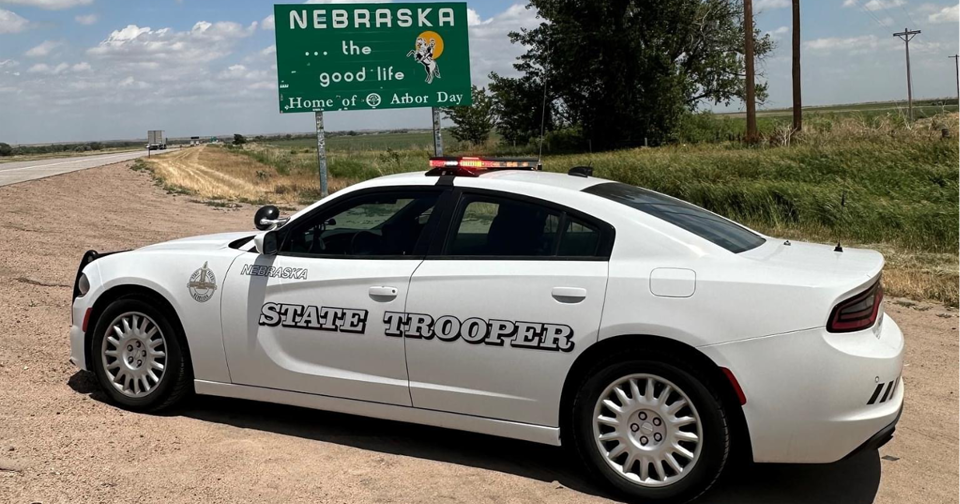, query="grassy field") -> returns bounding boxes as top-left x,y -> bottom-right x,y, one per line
265,130 -> 460,152
138,111 -> 960,306
724,98 -> 959,118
